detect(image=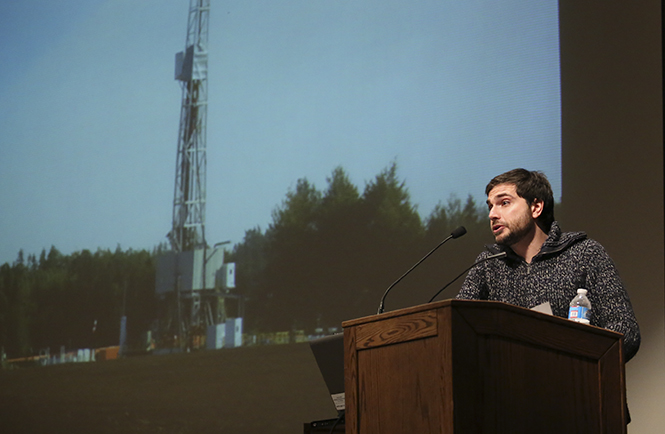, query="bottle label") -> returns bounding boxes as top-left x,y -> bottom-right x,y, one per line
568,306 -> 590,323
